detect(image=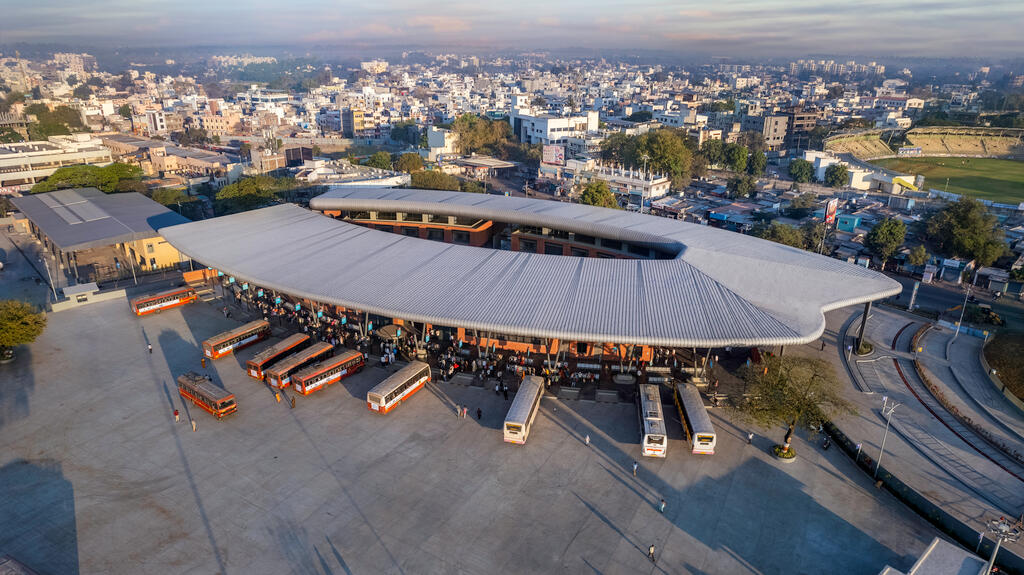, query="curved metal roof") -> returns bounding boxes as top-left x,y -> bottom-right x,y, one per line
159,188 -> 901,348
